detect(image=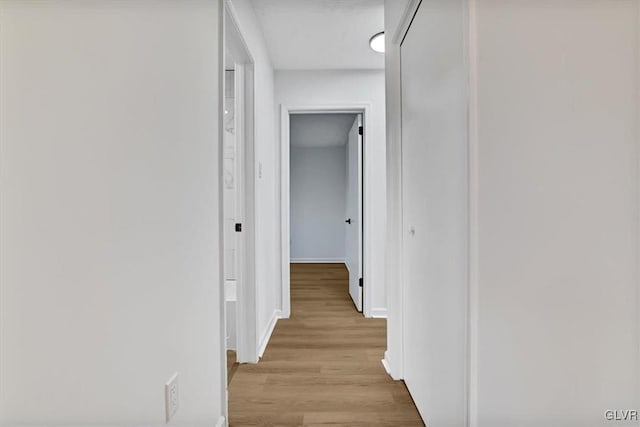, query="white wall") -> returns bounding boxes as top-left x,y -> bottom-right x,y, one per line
275,70 -> 387,314
473,2 -> 640,425
290,146 -> 347,261
0,1 -> 225,425
386,1 -> 640,426
228,0 -> 281,354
